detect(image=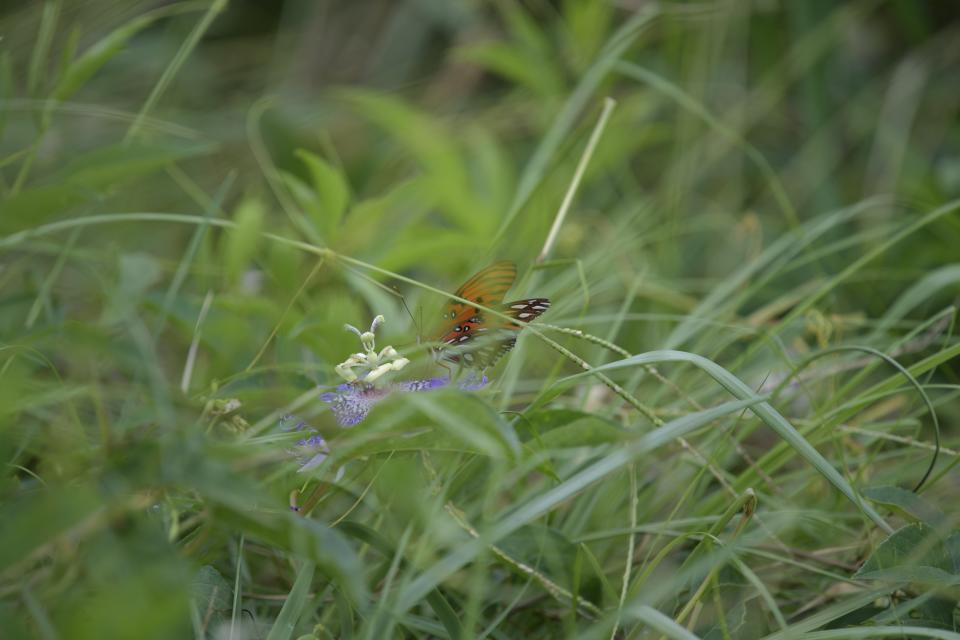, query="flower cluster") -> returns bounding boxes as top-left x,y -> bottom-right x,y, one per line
320,374 -> 487,427
288,314 -> 487,472
334,315 -> 409,383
